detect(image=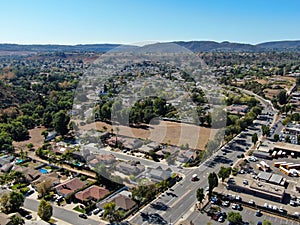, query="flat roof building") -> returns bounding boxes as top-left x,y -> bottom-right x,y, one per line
227,176 -> 285,202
